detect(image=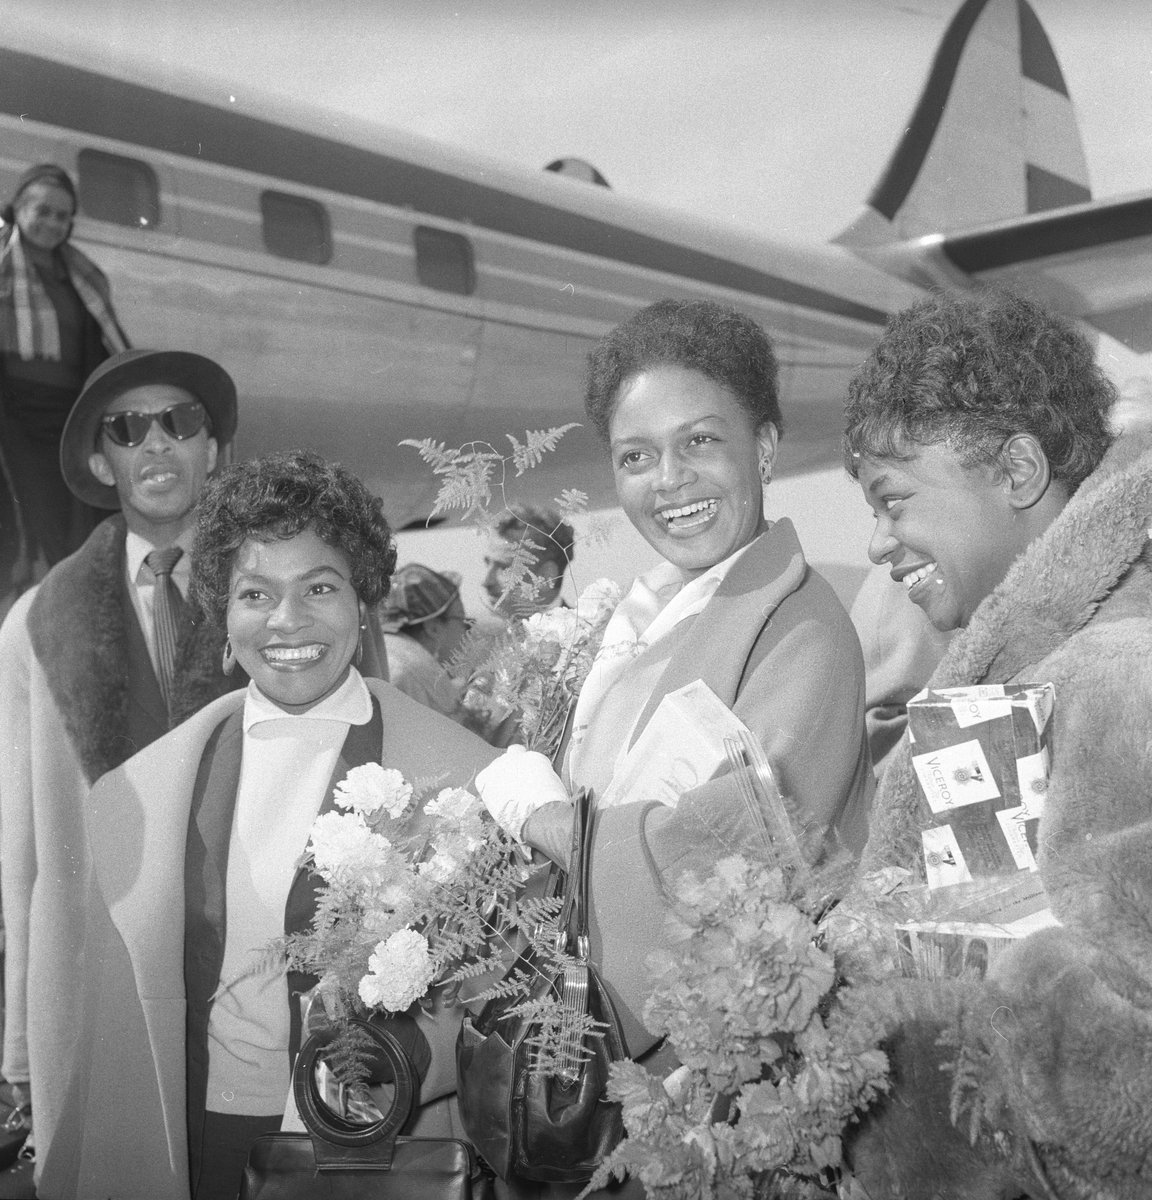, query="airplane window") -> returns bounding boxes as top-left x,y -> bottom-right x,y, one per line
414,226 -> 476,296
260,191 -> 332,265
77,149 -> 161,229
